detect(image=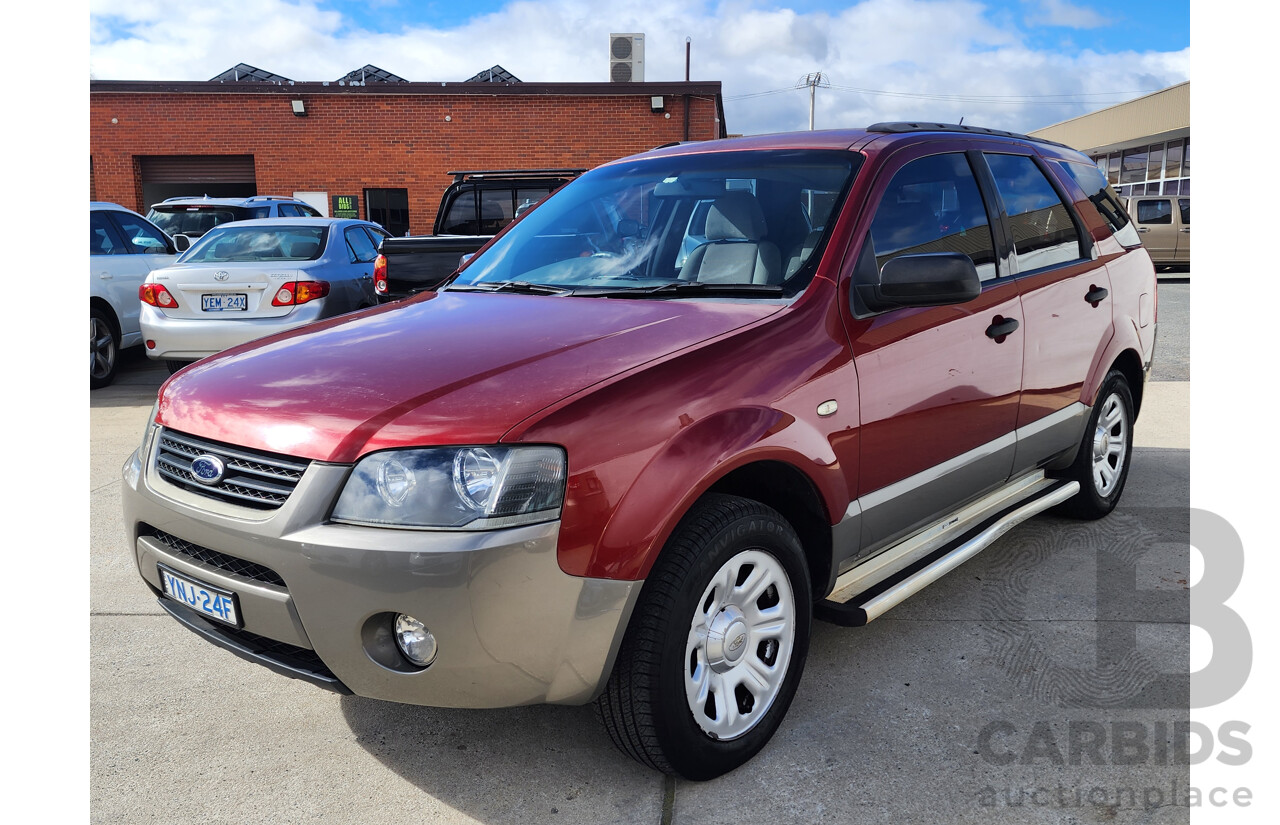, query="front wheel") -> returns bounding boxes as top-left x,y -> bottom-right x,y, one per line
596,494 -> 812,780
1055,370 -> 1135,519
